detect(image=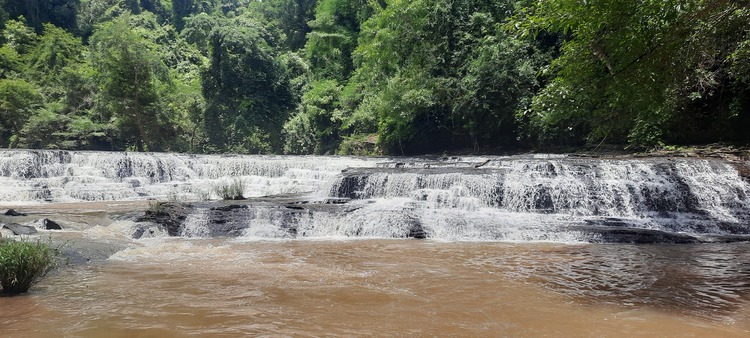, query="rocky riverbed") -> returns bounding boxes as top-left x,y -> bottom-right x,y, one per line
3,150 -> 750,253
